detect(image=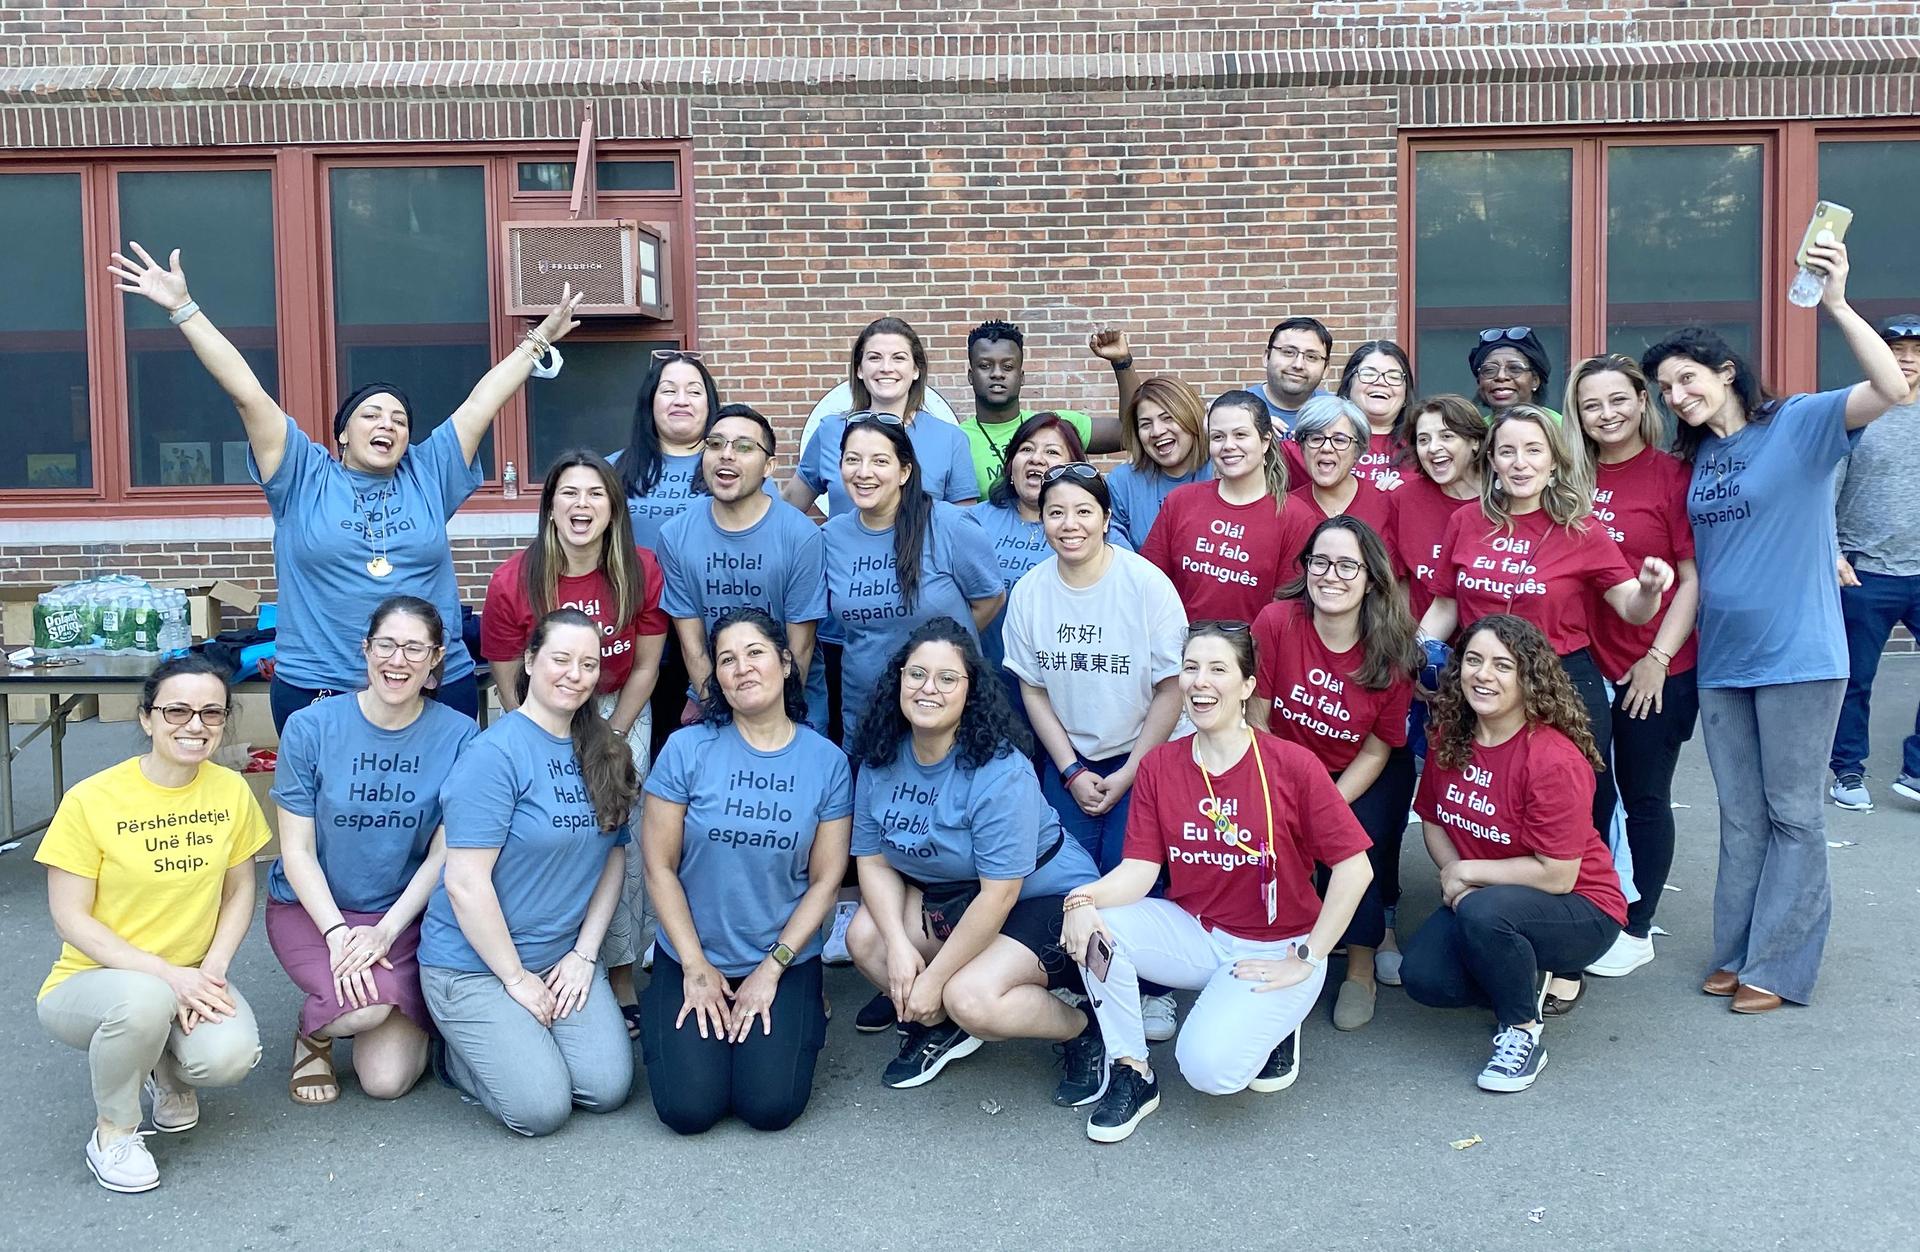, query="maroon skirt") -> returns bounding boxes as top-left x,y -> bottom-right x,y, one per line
265,899 -> 432,1038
